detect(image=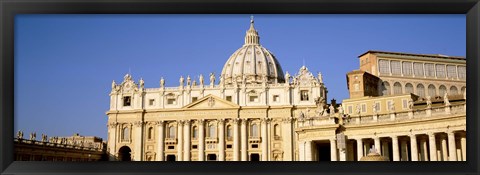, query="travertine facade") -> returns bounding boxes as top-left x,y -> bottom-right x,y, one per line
106,18 -> 466,161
